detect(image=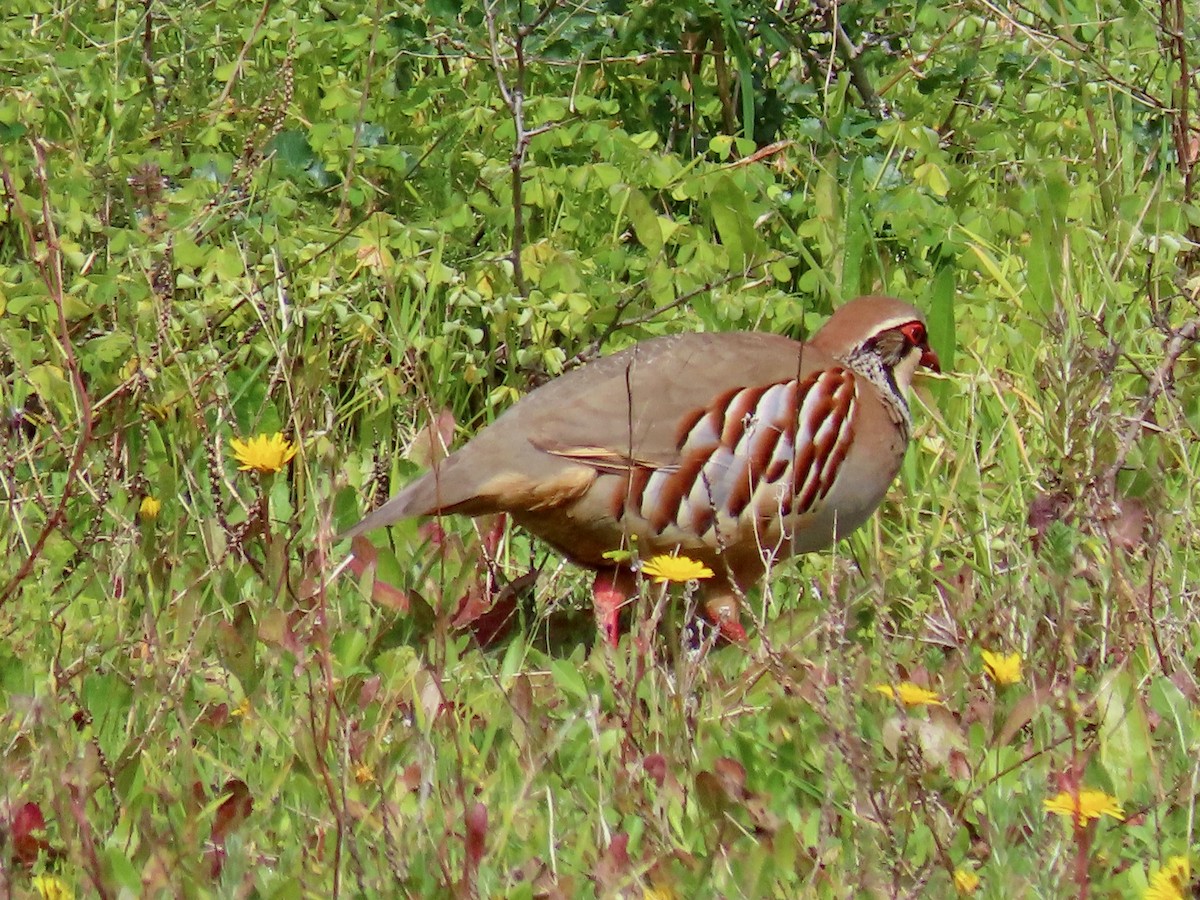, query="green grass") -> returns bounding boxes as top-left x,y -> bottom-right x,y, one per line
2,1 -> 1199,897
